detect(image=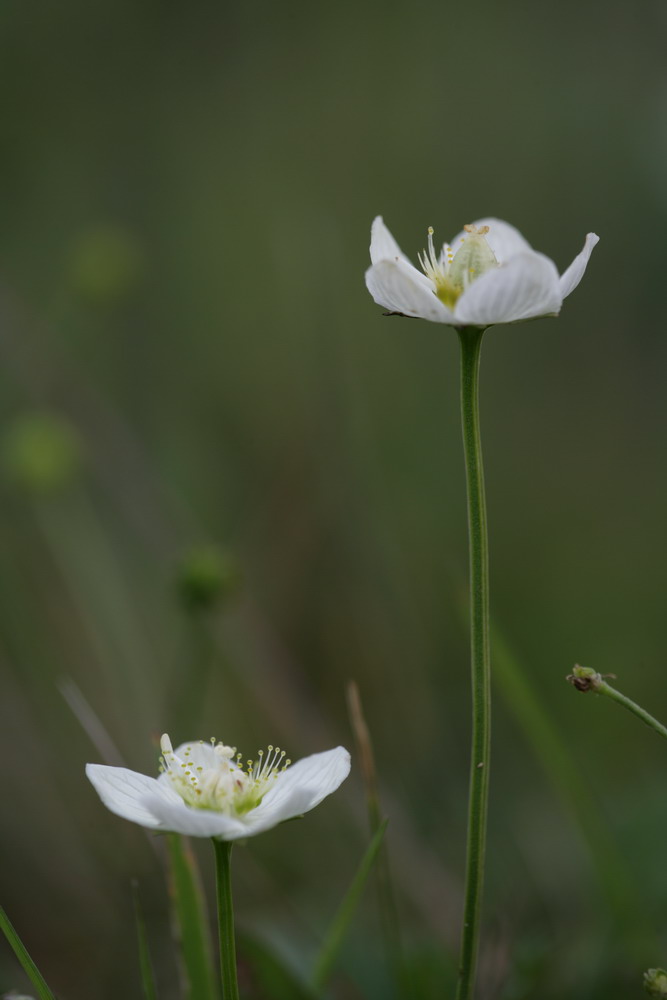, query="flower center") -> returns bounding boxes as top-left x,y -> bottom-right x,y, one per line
159,734 -> 291,814
418,224 -> 498,308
